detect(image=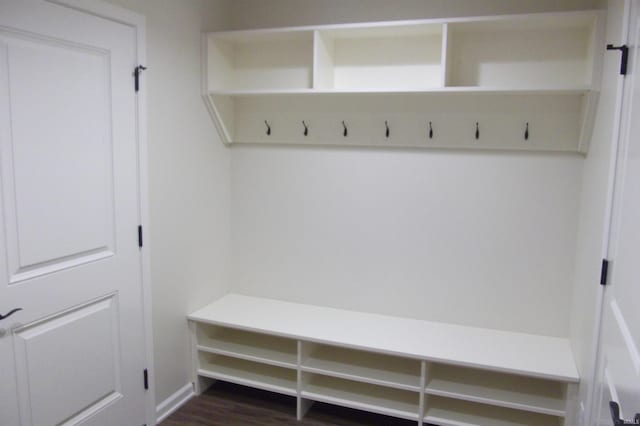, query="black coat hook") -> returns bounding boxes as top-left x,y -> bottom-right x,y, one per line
524,122 -> 529,140
429,121 -> 433,139
475,122 -> 480,140
342,120 -> 348,137
264,120 -> 271,136
302,120 -> 308,136
385,121 -> 390,138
